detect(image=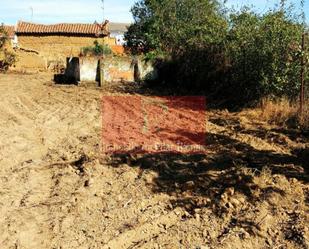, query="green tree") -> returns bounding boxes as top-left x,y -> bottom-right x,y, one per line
125,0 -> 308,106
125,0 -> 227,56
